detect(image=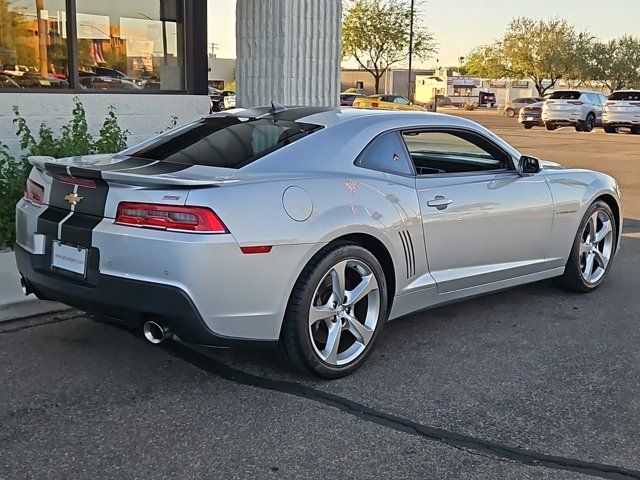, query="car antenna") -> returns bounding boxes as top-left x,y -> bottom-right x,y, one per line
270,101 -> 287,114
